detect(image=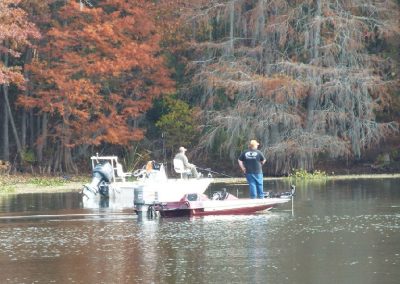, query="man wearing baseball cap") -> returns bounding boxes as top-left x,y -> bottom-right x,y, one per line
174,146 -> 200,178
238,140 -> 266,199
